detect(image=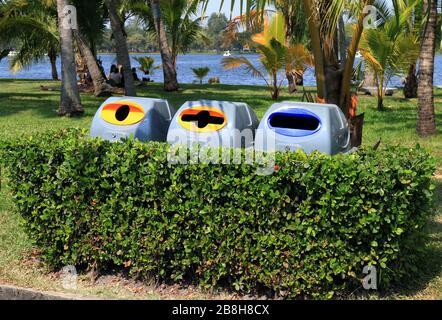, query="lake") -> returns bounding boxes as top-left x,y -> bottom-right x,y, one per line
1,53 -> 441,87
